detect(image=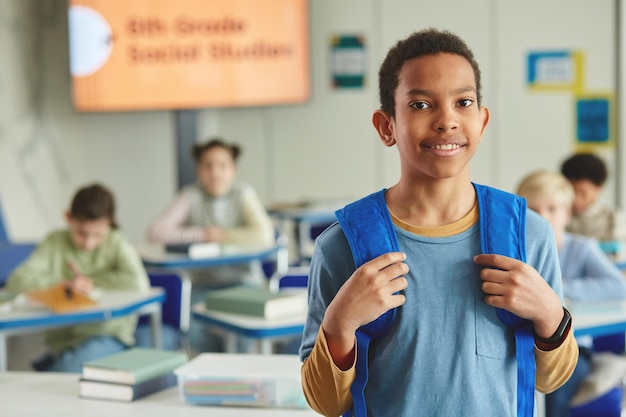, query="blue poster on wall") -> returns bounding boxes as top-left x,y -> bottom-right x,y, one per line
576,97 -> 610,144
